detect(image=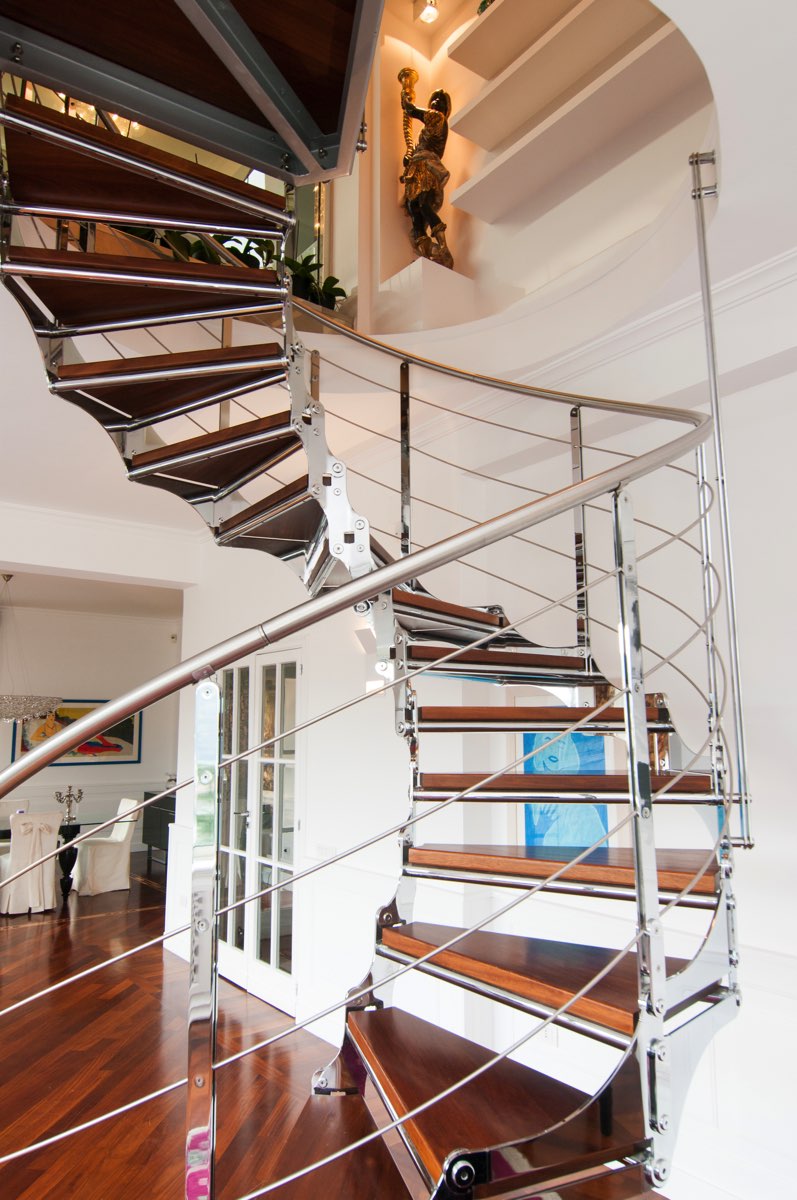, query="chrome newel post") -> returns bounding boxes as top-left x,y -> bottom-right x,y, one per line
570,405 -> 591,655
690,151 -> 751,846
612,489 -> 671,1185
185,681 -> 221,1200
